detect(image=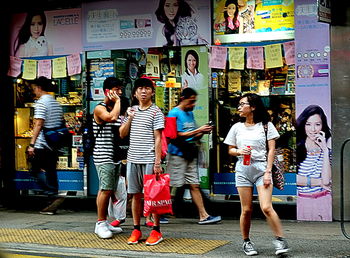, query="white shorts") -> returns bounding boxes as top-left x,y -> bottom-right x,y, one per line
235,160 -> 266,187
